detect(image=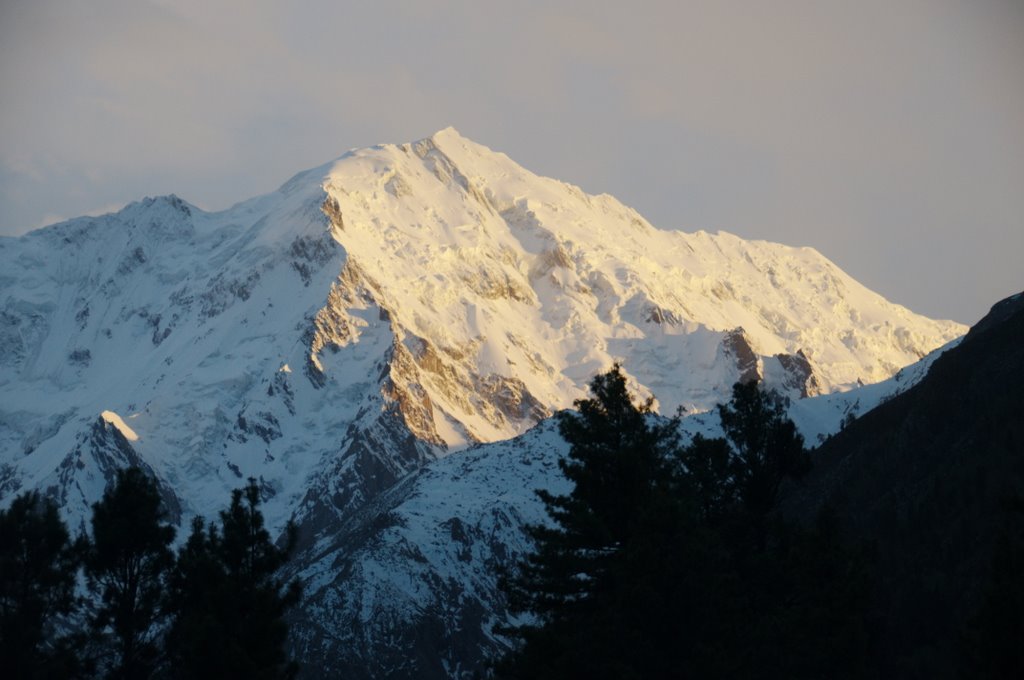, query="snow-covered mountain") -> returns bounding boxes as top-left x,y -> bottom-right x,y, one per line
0,128 -> 965,676
286,334 -> 962,678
